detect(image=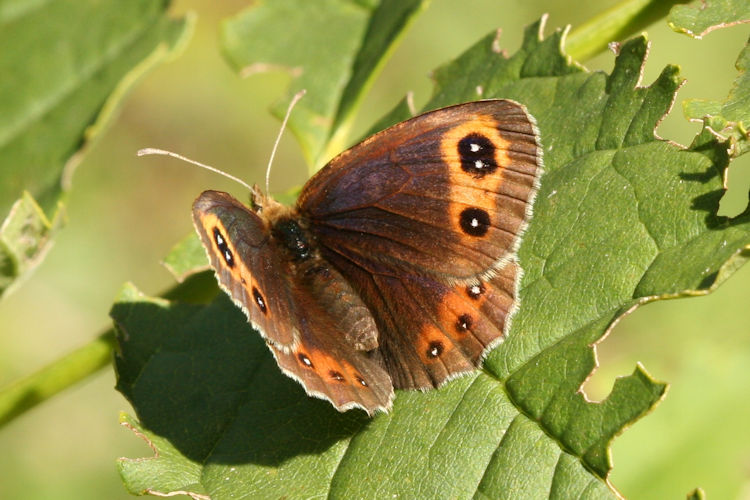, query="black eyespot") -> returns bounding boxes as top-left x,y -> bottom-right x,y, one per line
329,370 -> 345,382
427,341 -> 444,359
458,133 -> 497,177
456,314 -> 473,333
298,352 -> 313,368
213,227 -> 234,267
467,283 -> 485,299
356,375 -> 368,387
252,287 -> 267,314
459,208 -> 490,236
